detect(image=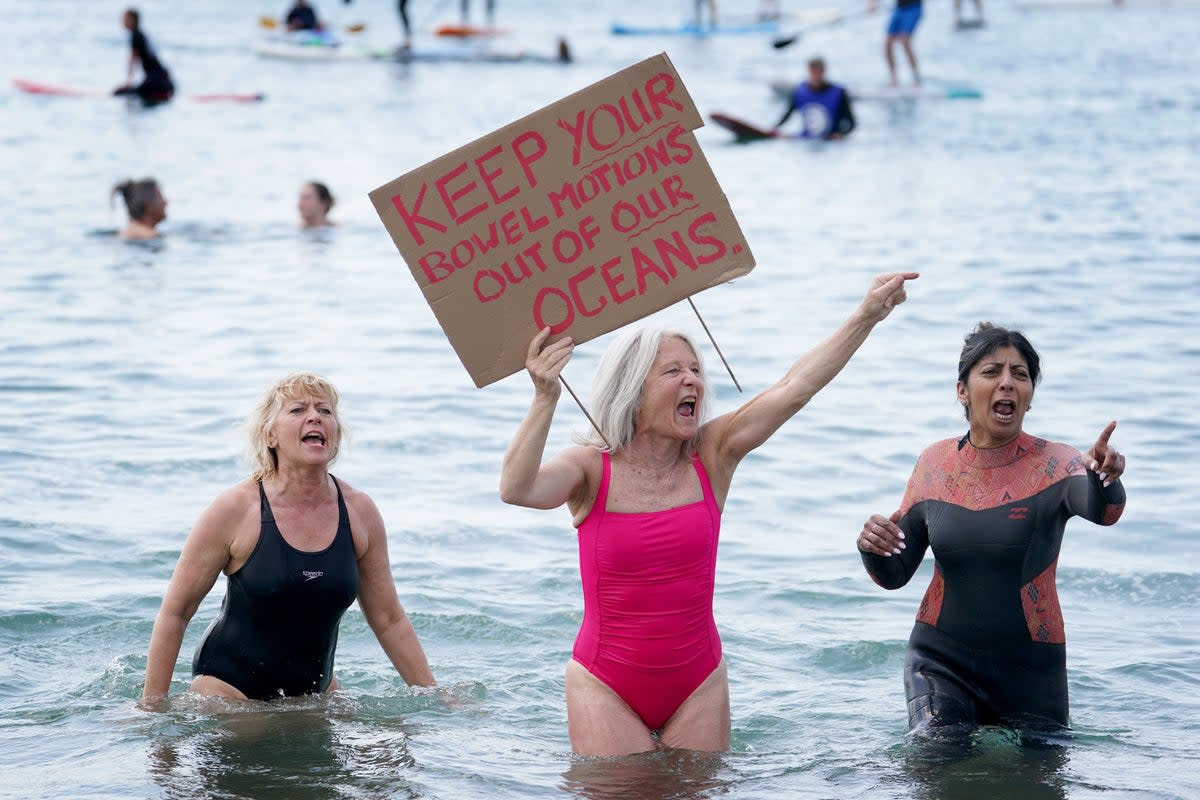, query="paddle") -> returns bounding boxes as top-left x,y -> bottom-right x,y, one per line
771,7 -> 873,49
258,16 -> 367,33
